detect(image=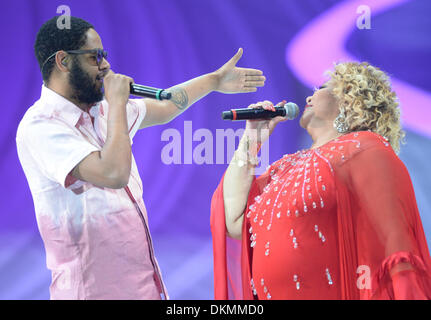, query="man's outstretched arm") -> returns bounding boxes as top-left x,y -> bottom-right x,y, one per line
139,48 -> 266,129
